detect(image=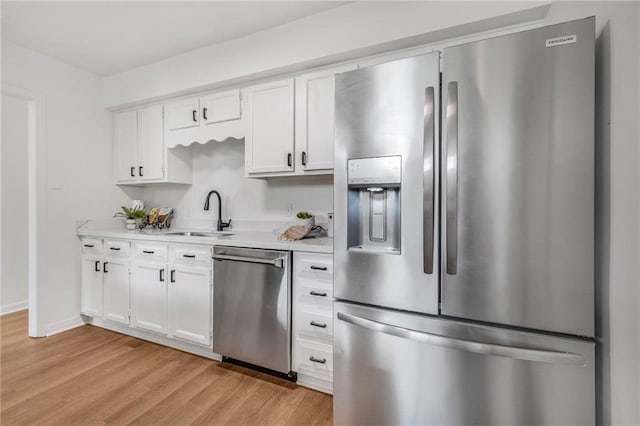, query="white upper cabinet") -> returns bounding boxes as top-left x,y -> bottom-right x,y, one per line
201,89 -> 241,125
245,79 -> 295,175
114,105 -> 192,185
165,89 -> 243,148
165,97 -> 200,131
115,110 -> 138,182
295,65 -> 356,173
137,105 -> 165,180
